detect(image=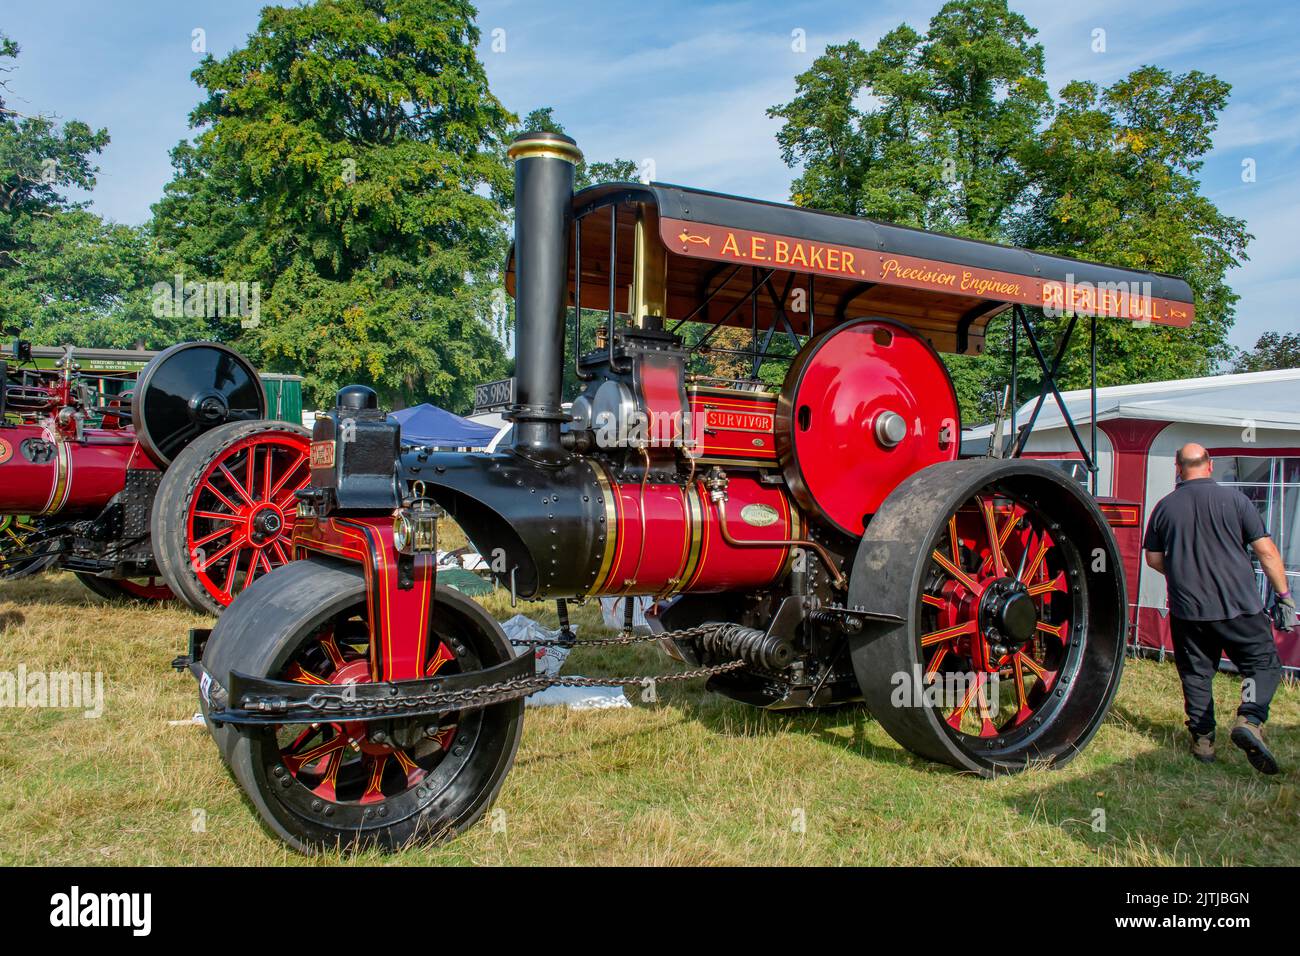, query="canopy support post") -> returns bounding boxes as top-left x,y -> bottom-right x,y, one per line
1010,306 -> 1098,492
